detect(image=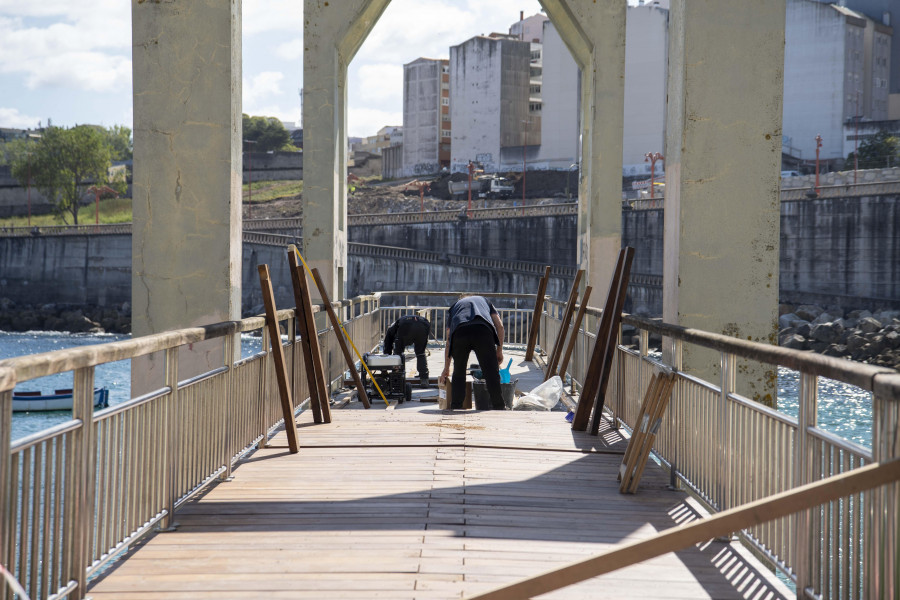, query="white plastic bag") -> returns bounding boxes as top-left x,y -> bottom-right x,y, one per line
512,375 -> 563,411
